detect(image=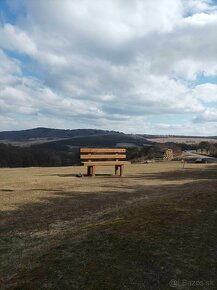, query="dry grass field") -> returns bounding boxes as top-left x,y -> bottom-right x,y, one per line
0,162 -> 217,289
146,137 -> 216,144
